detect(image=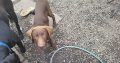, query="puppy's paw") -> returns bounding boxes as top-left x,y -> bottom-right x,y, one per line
51,43 -> 57,50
